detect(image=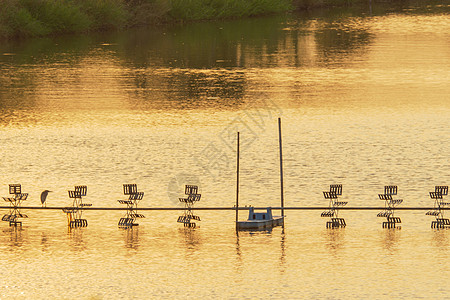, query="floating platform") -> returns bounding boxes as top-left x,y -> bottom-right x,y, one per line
236,207 -> 284,230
